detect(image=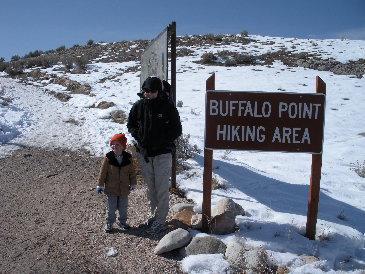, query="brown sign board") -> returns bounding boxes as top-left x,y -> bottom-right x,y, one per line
205,91 -> 326,153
